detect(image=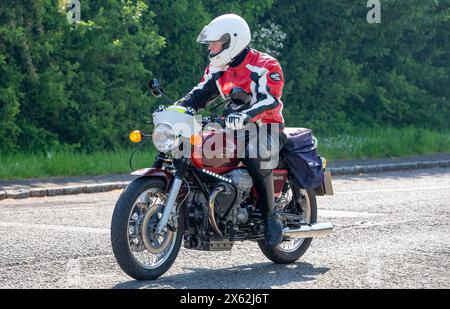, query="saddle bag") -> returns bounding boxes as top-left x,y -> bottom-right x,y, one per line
283,128 -> 324,189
